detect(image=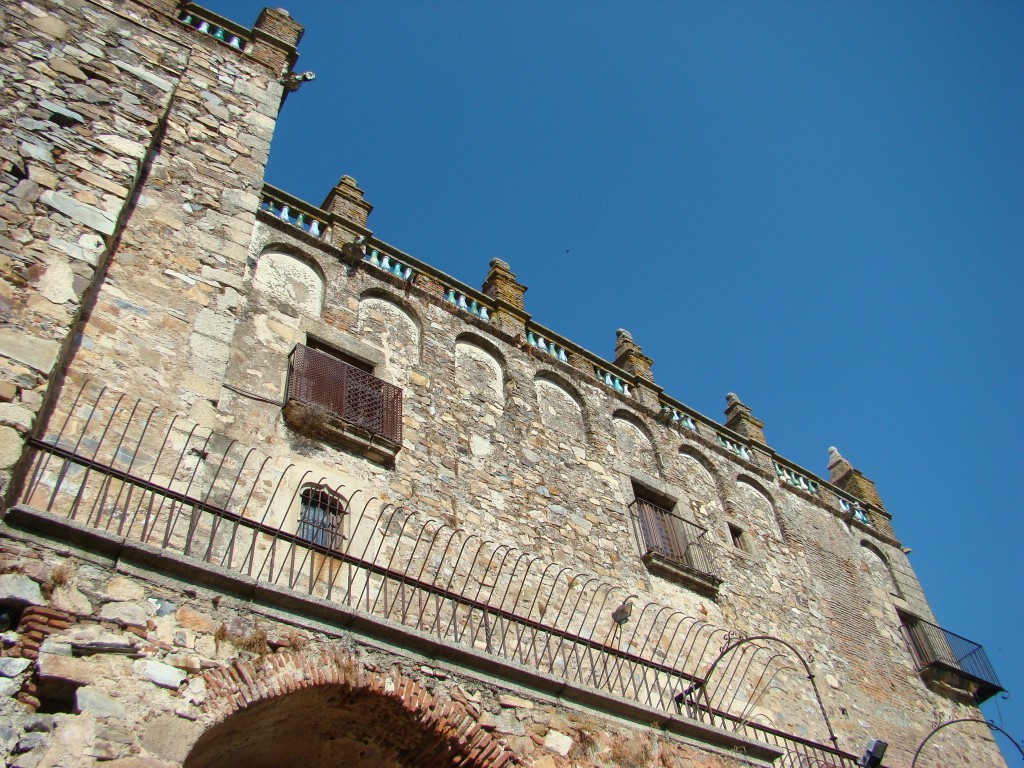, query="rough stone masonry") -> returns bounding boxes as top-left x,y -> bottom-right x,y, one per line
0,1 -> 1007,766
